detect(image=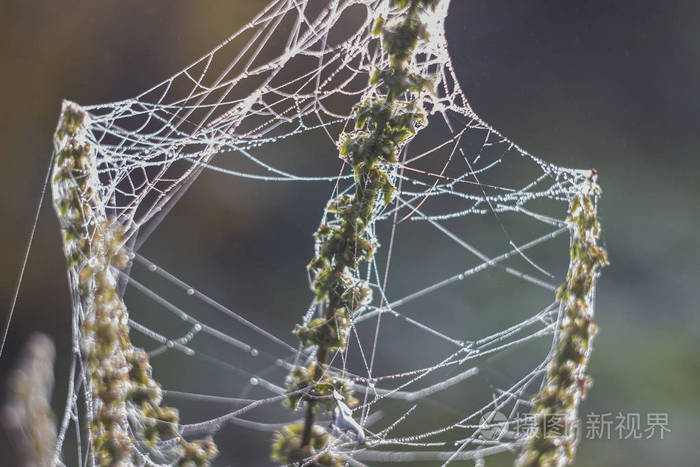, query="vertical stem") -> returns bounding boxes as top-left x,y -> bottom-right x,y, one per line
300,295 -> 335,448
272,1 -> 440,464
515,171 -> 608,467
52,101 -> 217,466
3,333 -> 57,467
